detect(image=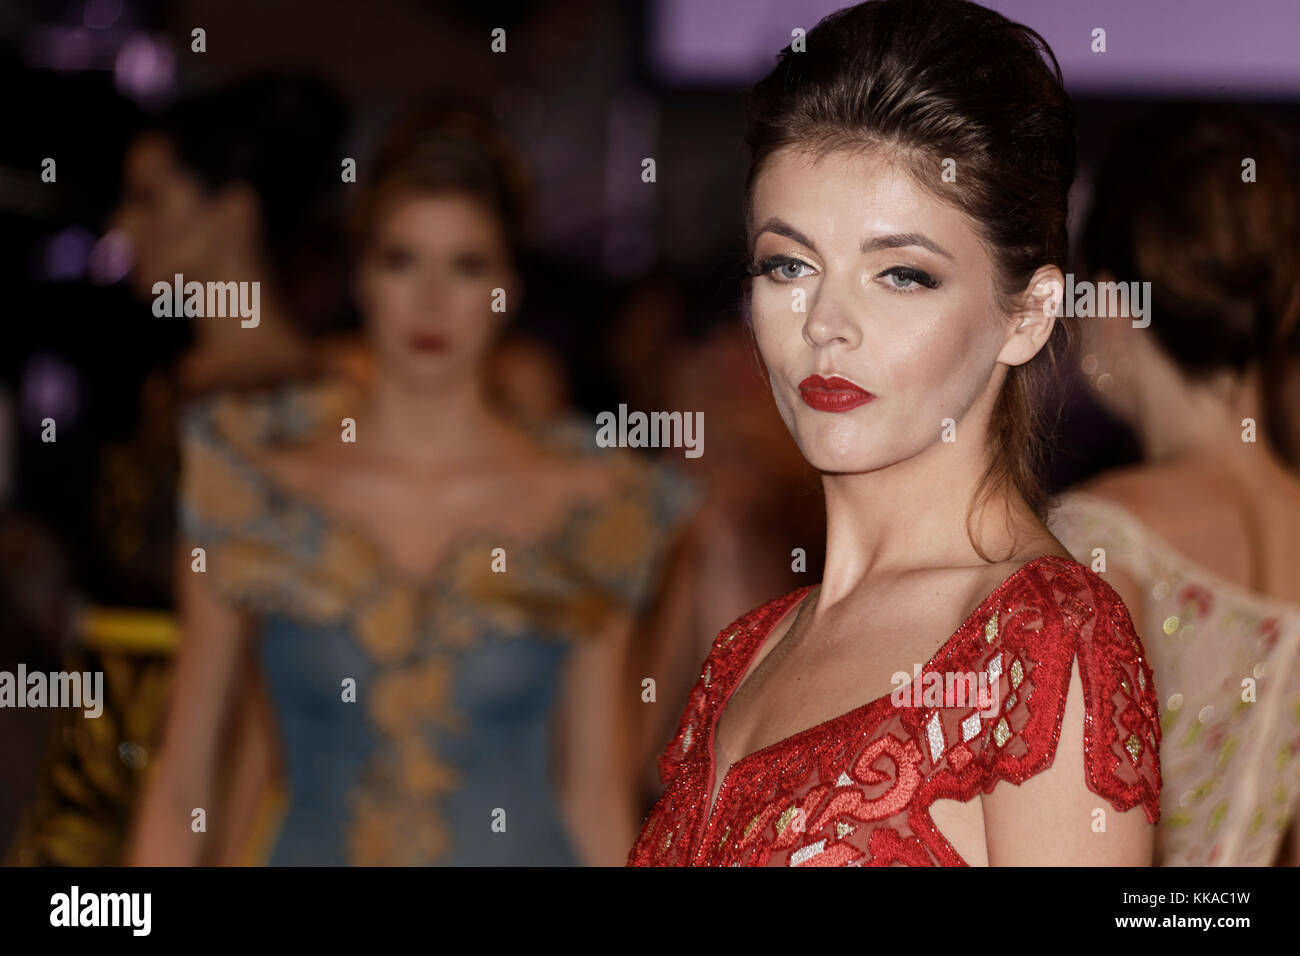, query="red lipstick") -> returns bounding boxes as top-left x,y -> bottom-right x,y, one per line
798,374 -> 876,412
408,331 -> 448,353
